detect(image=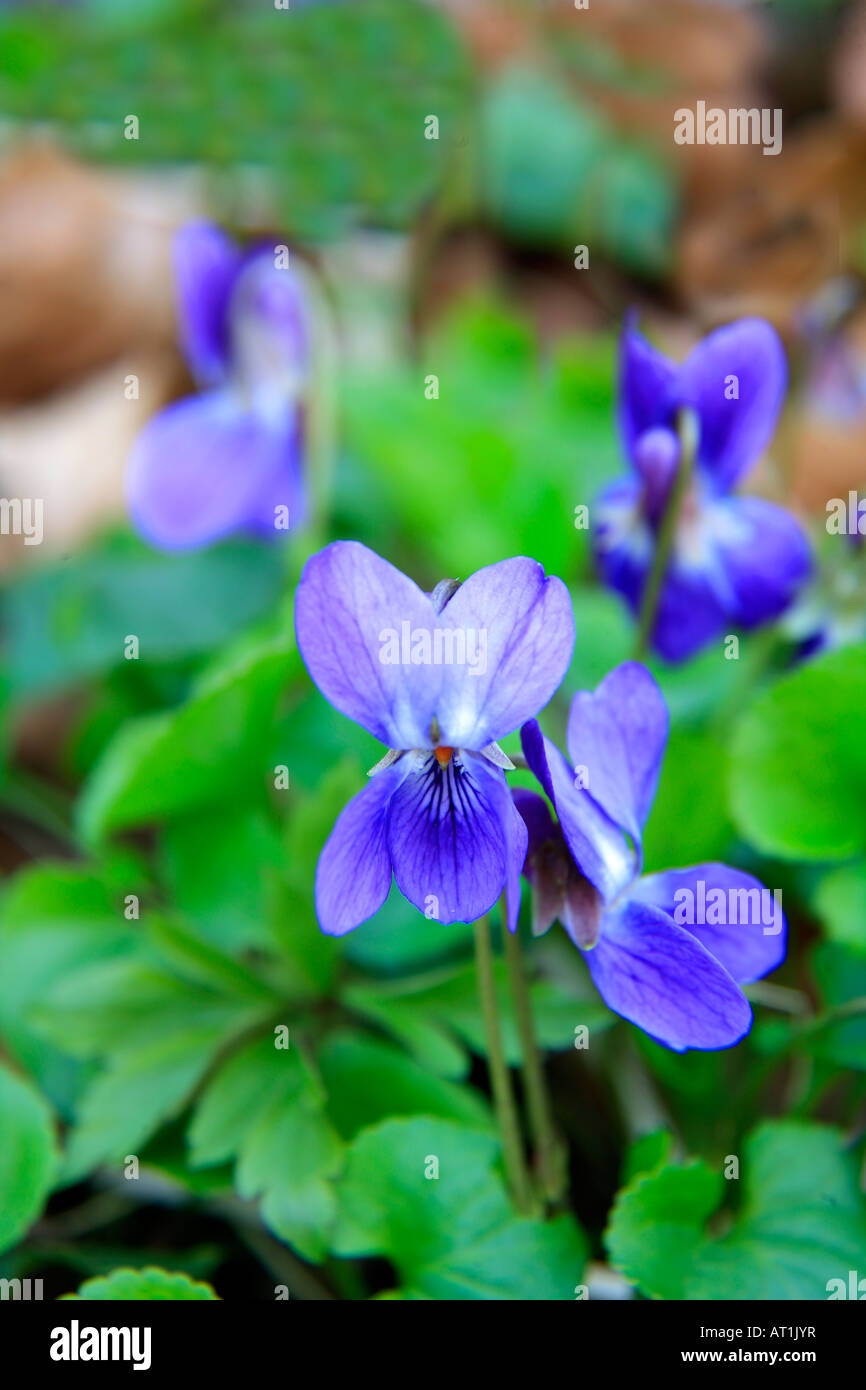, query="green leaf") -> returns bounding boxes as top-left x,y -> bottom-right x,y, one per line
606,1121 -> 866,1299
607,1161 -> 721,1299
0,860 -> 138,1092
62,1267 -> 219,1300
40,954 -> 266,1181
144,917 -> 278,1005
342,985 -> 469,1079
160,806 -> 285,952
188,1037 -> 293,1170
62,1017 -> 247,1183
267,761 -> 363,996
33,957 -> 259,1058
622,1129 -> 675,1185
77,637 -> 297,843
237,1099 -> 343,1265
729,645 -> 866,860
0,1063 -> 57,1255
332,1117 -> 587,1299
316,1031 -> 492,1136
813,861 -> 866,954
188,1037 -> 343,1262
